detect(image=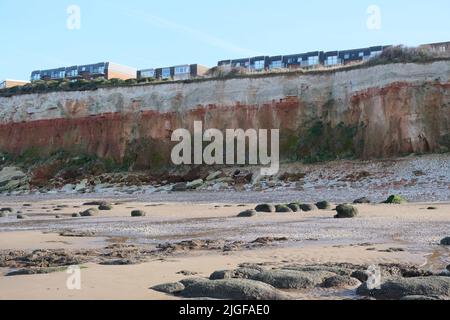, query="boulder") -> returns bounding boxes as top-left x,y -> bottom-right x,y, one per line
440,237 -> 450,246
287,203 -> 301,212
61,184 -> 76,193
357,276 -> 450,300
0,211 -> 9,218
98,204 -> 113,211
152,282 -> 185,294
179,278 -> 289,300
83,201 -> 108,206
255,204 -> 276,213
209,268 -> 262,280
275,205 -> 293,213
17,214 -> 29,219
187,179 -> 204,190
322,275 -> 361,288
172,182 -> 188,192
206,171 -> 223,181
250,269 -> 336,289
100,259 -> 140,266
131,210 -> 146,217
300,204 -> 318,212
80,208 -> 99,217
0,167 -> 29,192
383,195 -> 407,204
72,213 -> 81,218
334,204 -> 358,218
74,179 -> 88,193
351,270 -> 370,282
237,210 -> 257,218
1,207 -> 13,212
283,265 -> 353,276
316,201 -> 332,210
353,197 -> 371,204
